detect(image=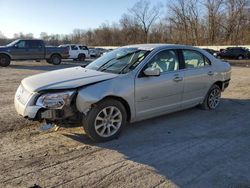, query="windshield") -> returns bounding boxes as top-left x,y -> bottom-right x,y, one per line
86,47 -> 150,74
6,40 -> 19,47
